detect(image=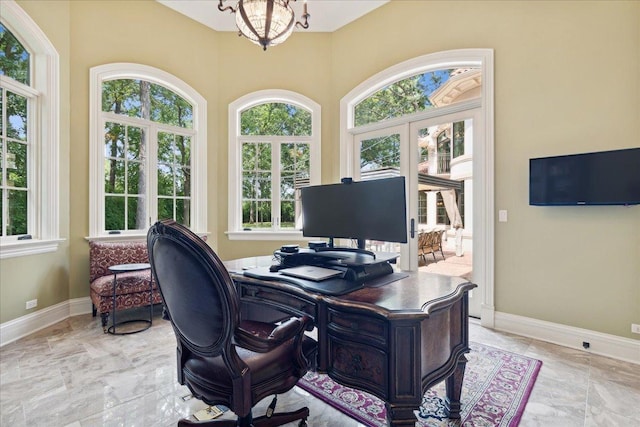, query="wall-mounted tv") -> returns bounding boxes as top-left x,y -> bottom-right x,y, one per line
529,147 -> 640,206
301,177 -> 408,247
